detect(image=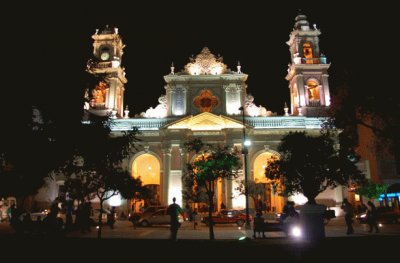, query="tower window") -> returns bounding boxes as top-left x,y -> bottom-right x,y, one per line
306,80 -> 321,106
303,43 -> 313,64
